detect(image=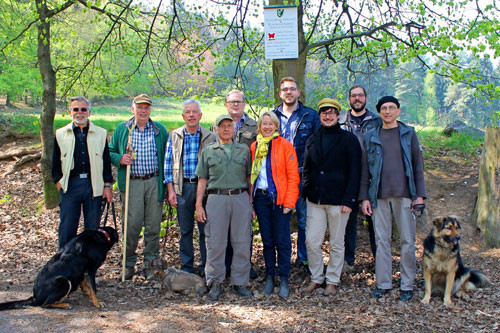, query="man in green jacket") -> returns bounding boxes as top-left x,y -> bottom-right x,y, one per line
109,94 -> 168,280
